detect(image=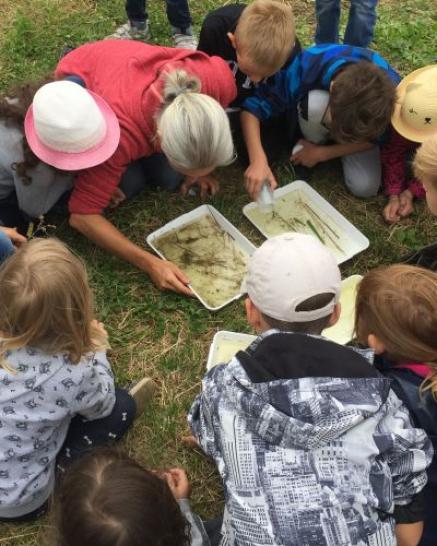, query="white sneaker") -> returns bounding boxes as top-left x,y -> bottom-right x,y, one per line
173,33 -> 198,50
107,20 -> 151,41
